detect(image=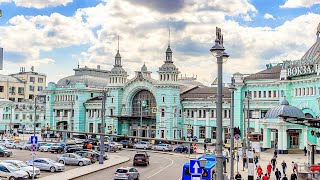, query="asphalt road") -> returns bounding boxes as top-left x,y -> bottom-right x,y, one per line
74,150 -> 189,180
